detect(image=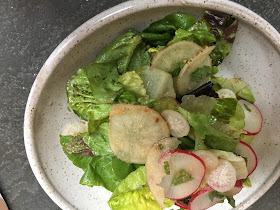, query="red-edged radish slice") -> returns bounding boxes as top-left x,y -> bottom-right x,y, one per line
192,150 -> 219,172
146,137 -> 181,208
175,200 -> 189,210
225,180 -> 243,196
161,110 -> 190,137
216,88 -> 236,99
207,159 -> 236,192
188,186 -> 224,210
235,141 -> 258,176
238,100 -> 262,135
159,150 -> 206,200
